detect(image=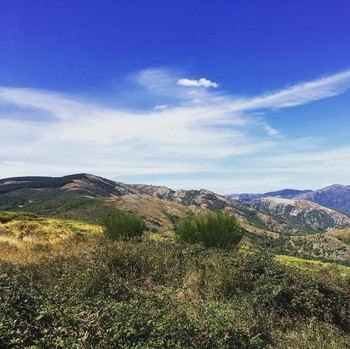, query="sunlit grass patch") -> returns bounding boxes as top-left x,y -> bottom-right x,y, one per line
276,254 -> 350,275
0,211 -> 102,262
